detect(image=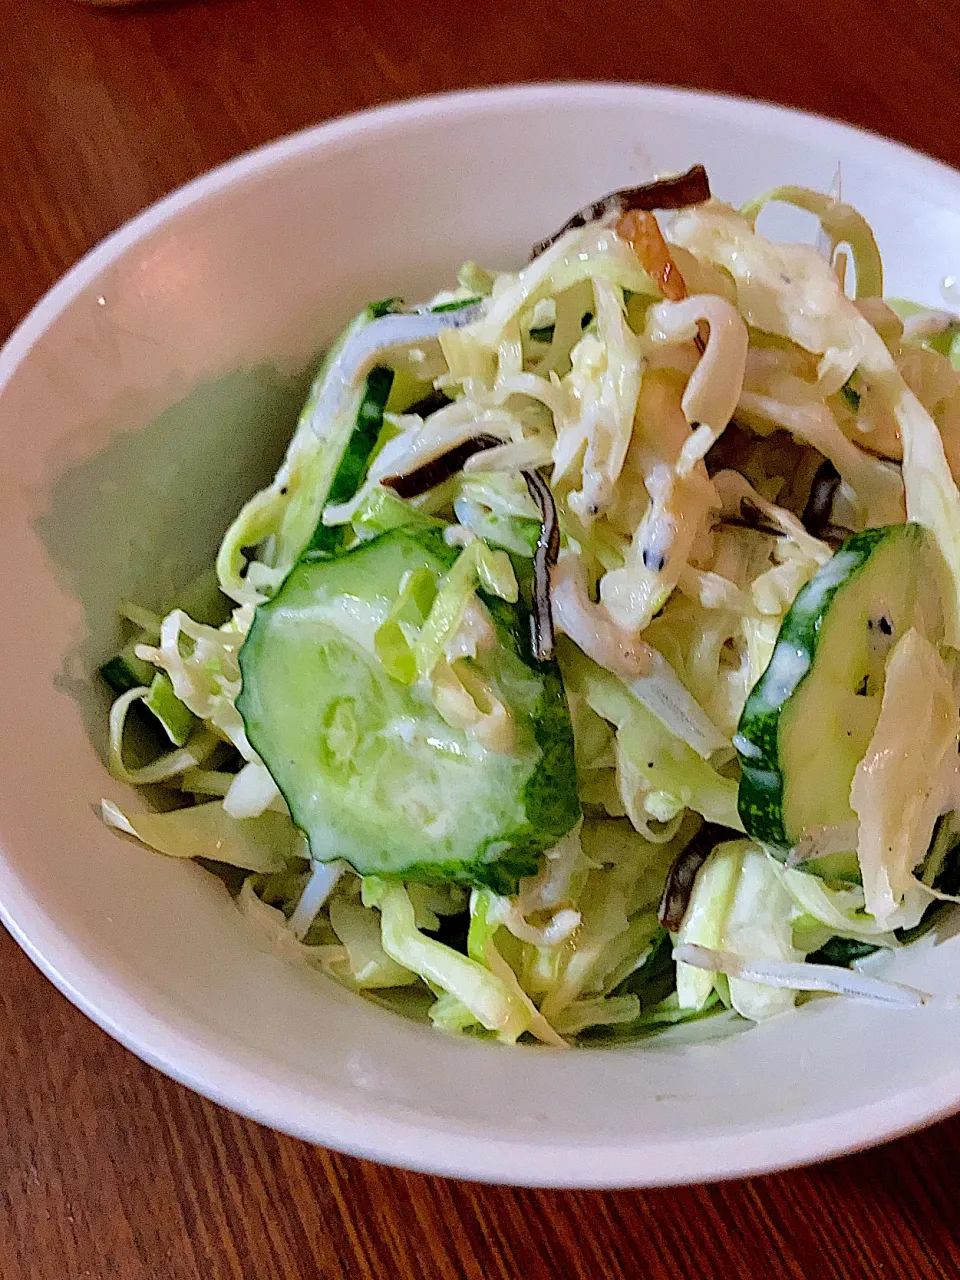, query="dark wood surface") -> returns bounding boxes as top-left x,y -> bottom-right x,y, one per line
4,0 -> 960,1275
